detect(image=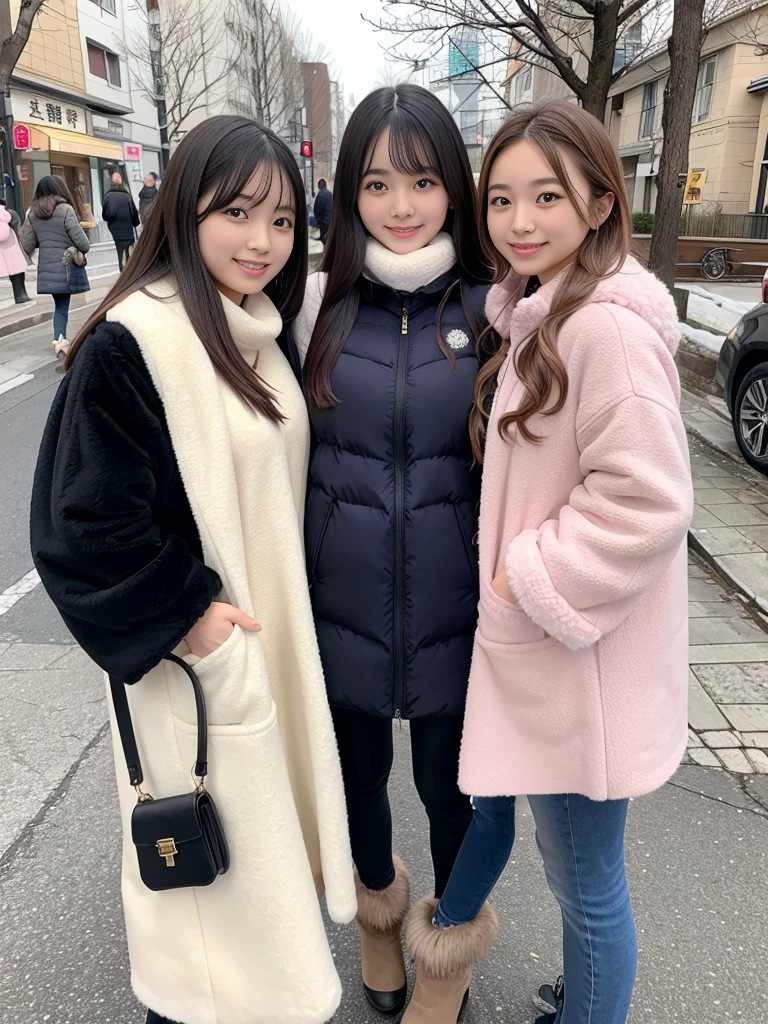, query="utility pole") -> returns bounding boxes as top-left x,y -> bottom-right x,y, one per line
147,0 -> 169,173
